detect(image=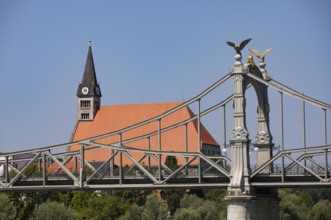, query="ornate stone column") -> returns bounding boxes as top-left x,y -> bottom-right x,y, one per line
227,53 -> 252,196
226,52 -> 256,220
248,58 -> 274,169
